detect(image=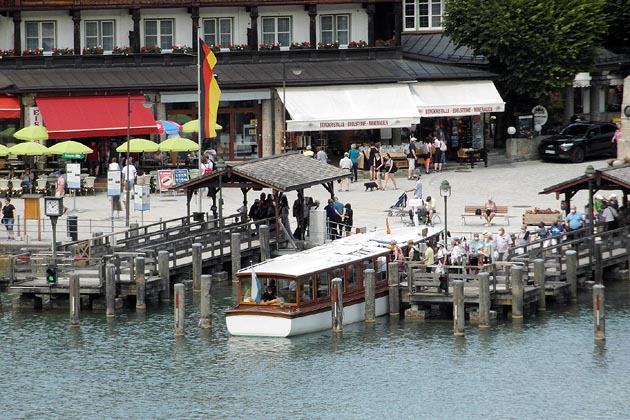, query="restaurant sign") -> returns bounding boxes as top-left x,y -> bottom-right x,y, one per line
287,117 -> 417,132
62,153 -> 84,159
417,104 -> 505,117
